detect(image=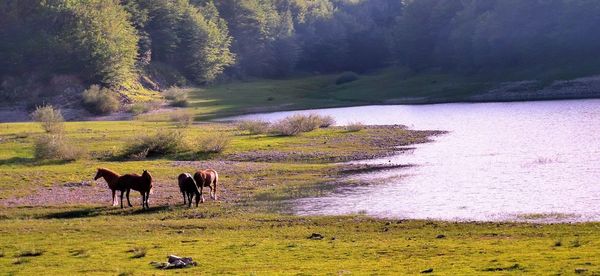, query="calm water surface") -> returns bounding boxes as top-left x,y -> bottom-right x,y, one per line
226,100 -> 600,222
